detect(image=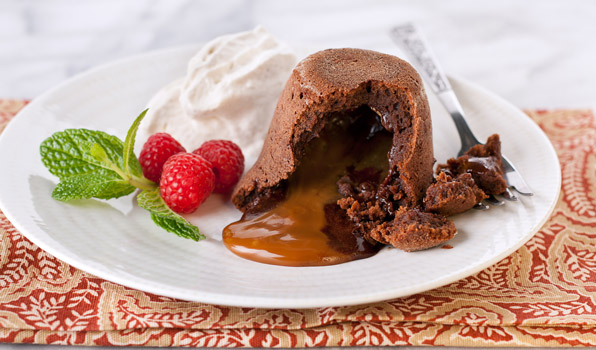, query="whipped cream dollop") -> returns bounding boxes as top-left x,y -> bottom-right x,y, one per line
138,27 -> 297,162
